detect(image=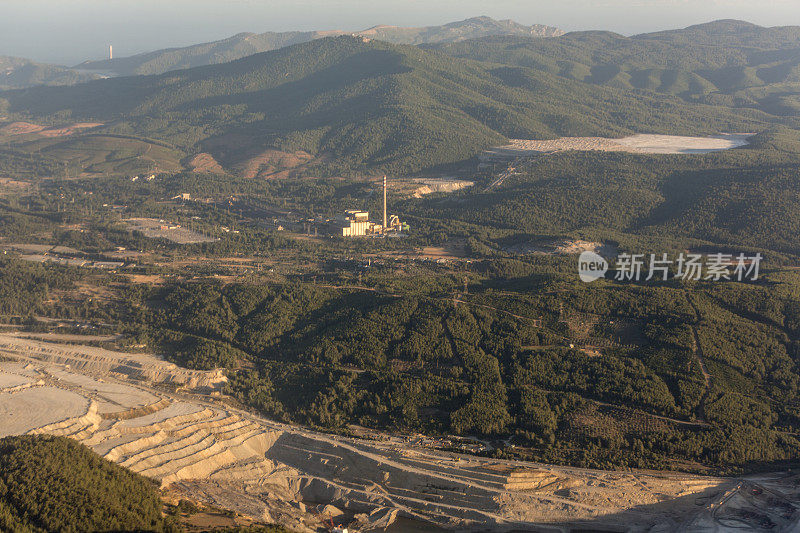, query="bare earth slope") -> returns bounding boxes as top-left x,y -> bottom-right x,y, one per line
1,333 -> 798,532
